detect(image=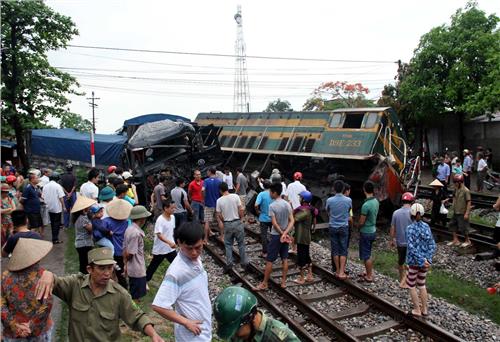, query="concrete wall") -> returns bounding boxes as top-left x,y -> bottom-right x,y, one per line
426,116 -> 500,169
